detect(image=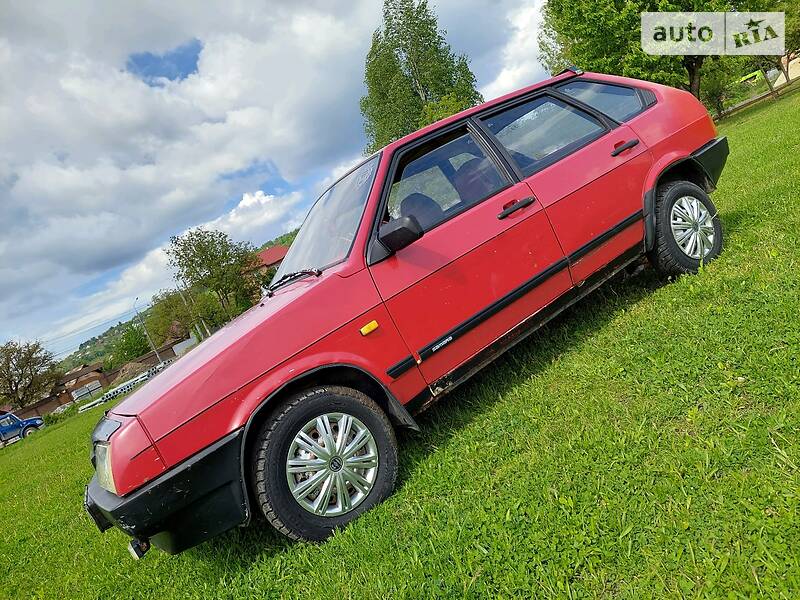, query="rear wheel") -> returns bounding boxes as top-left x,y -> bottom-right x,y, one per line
648,180 -> 723,276
251,386 -> 398,541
